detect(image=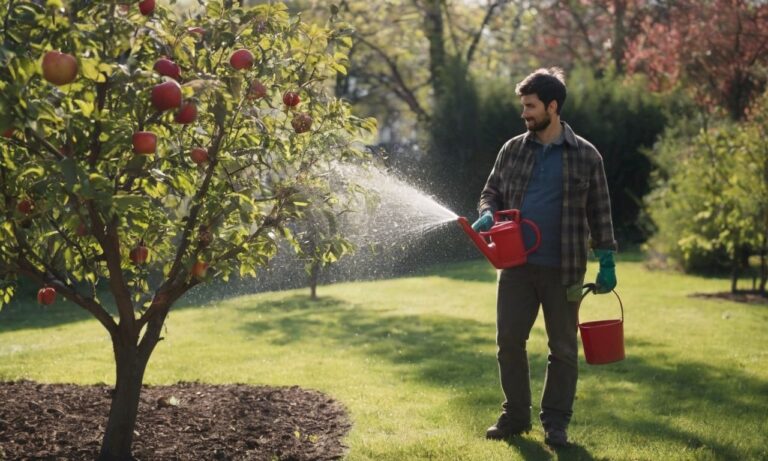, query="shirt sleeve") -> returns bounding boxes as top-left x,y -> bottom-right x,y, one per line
586,154 -> 618,251
477,142 -> 507,216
